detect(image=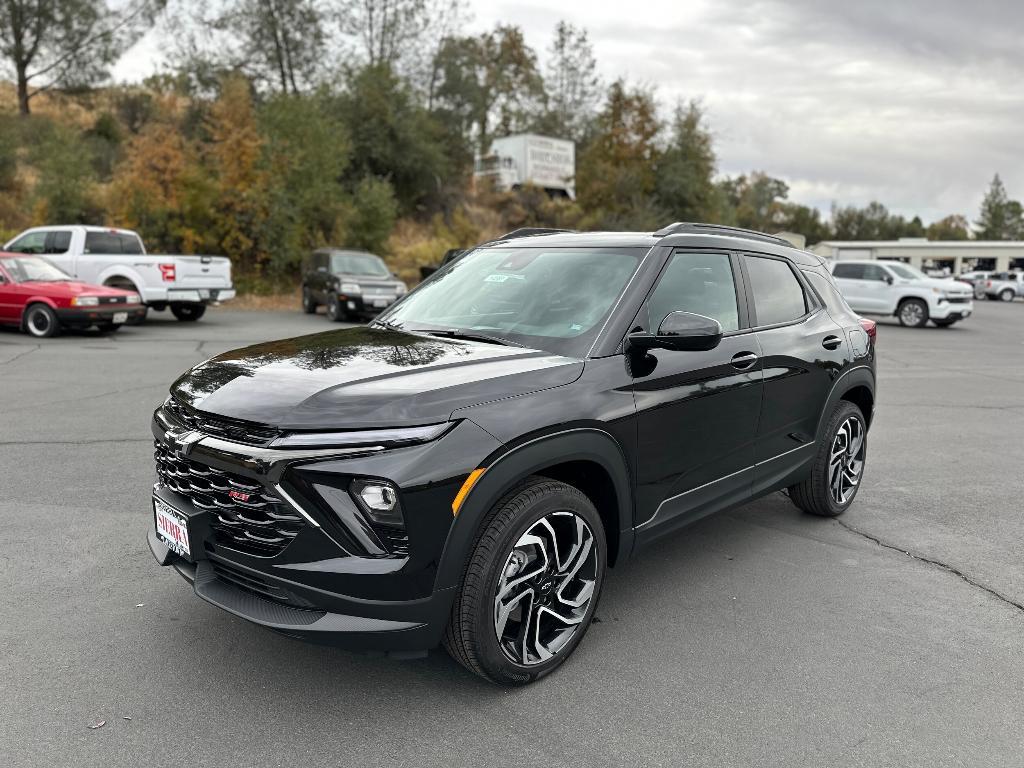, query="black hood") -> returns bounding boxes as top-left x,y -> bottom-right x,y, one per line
171,327 -> 583,429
